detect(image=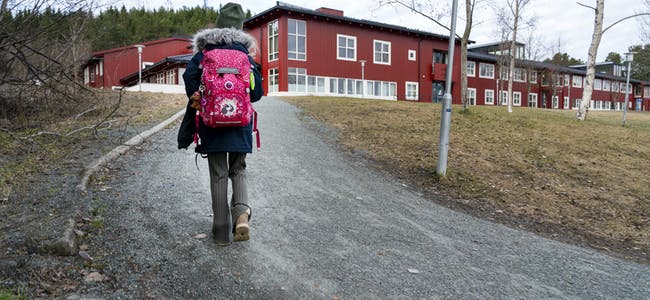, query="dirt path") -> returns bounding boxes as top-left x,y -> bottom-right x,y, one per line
69,97 -> 650,299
